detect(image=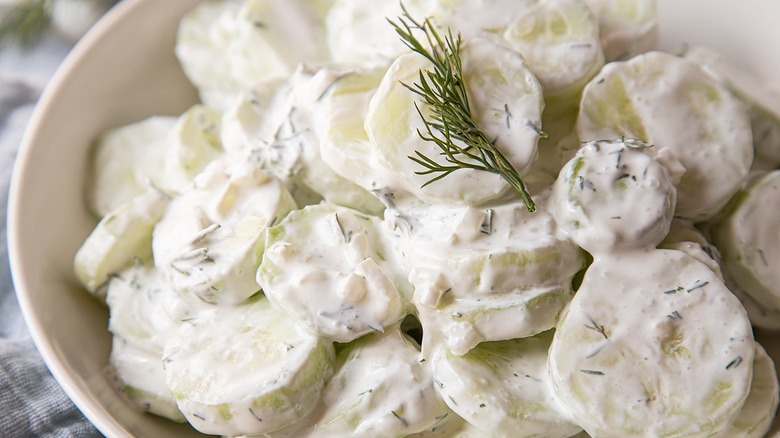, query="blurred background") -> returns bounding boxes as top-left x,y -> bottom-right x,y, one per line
1,1 -> 116,436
